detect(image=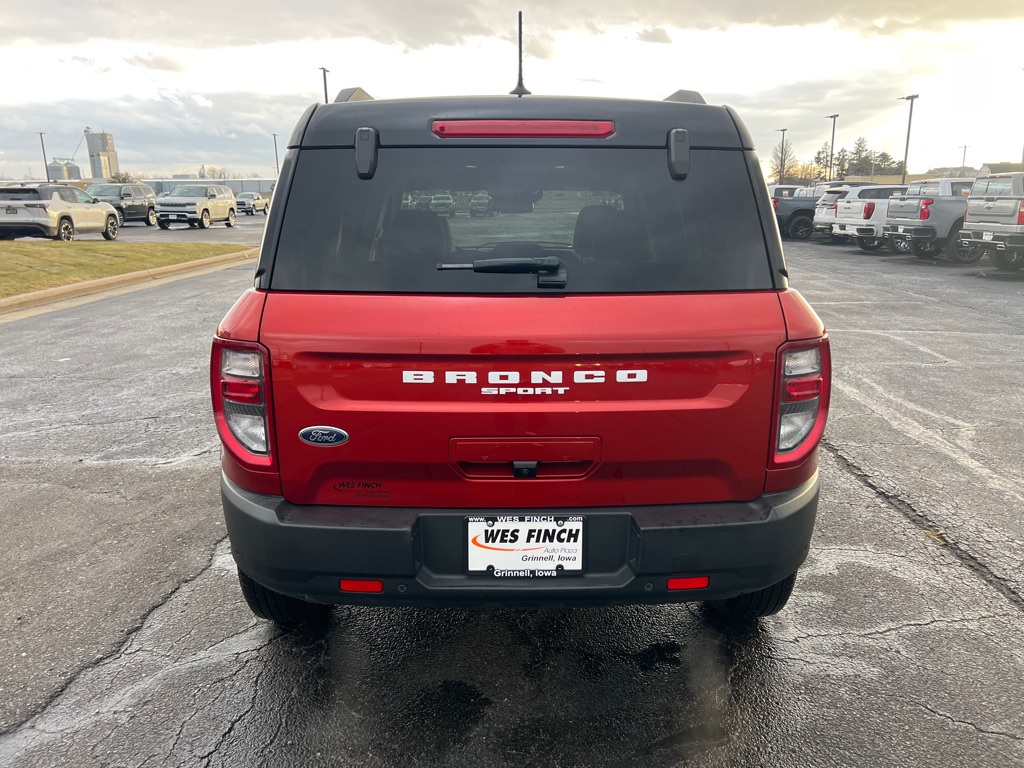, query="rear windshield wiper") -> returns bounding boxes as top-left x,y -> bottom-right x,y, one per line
436,257 -> 567,288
